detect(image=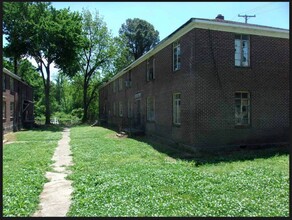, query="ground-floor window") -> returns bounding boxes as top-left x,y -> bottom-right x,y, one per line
147,96 -> 155,121
3,101 -> 6,119
10,102 -> 14,121
127,100 -> 133,118
173,93 -> 181,125
235,91 -> 250,126
119,101 -> 123,117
